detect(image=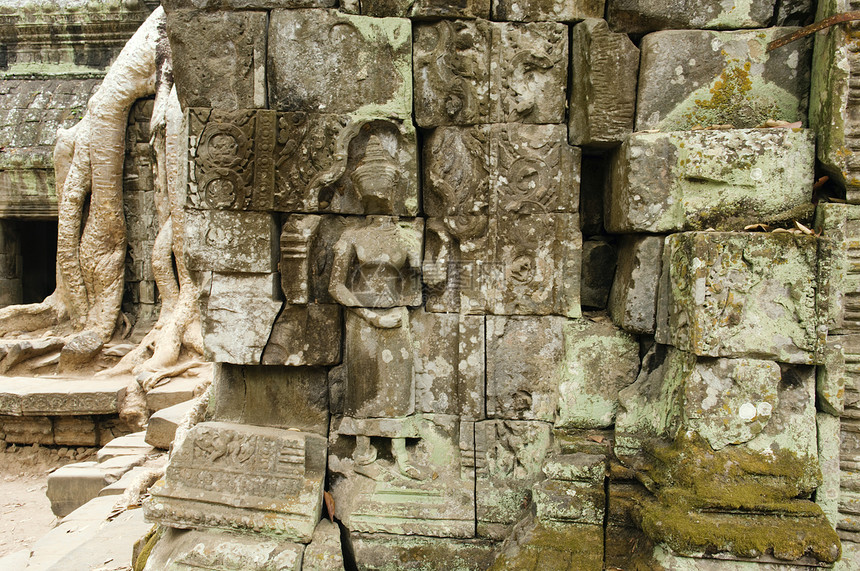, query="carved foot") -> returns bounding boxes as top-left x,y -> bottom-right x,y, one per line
392,437 -> 420,480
